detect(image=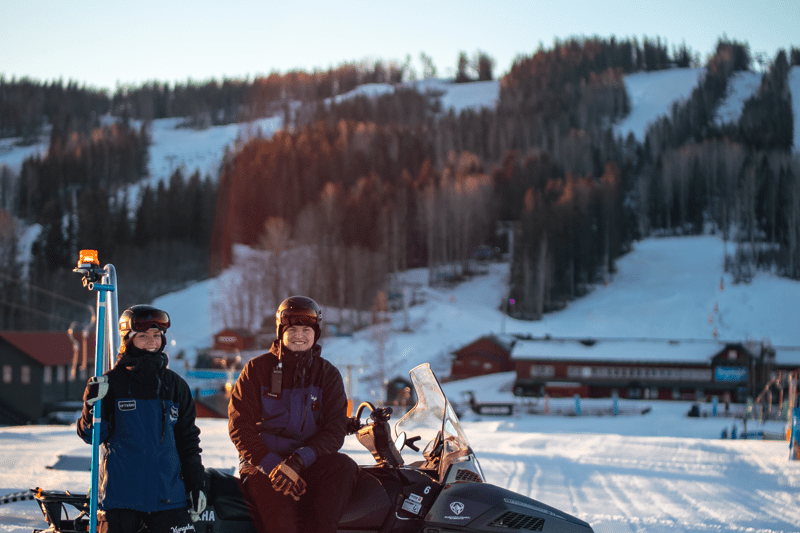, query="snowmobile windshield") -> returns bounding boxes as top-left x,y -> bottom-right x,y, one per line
395,363 -> 475,480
